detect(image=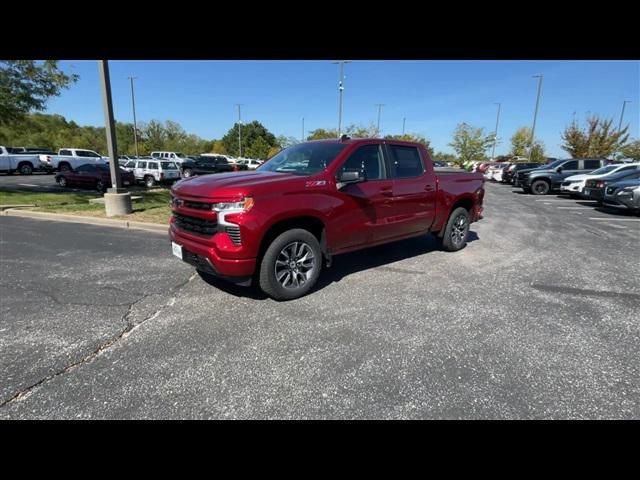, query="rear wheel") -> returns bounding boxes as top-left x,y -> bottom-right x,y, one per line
441,207 -> 470,252
258,228 -> 322,301
59,163 -> 71,172
96,180 -> 106,192
144,175 -> 156,188
57,176 -> 68,187
530,179 -> 550,195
